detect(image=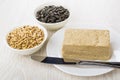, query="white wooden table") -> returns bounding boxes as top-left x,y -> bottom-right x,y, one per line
0,0 -> 120,80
